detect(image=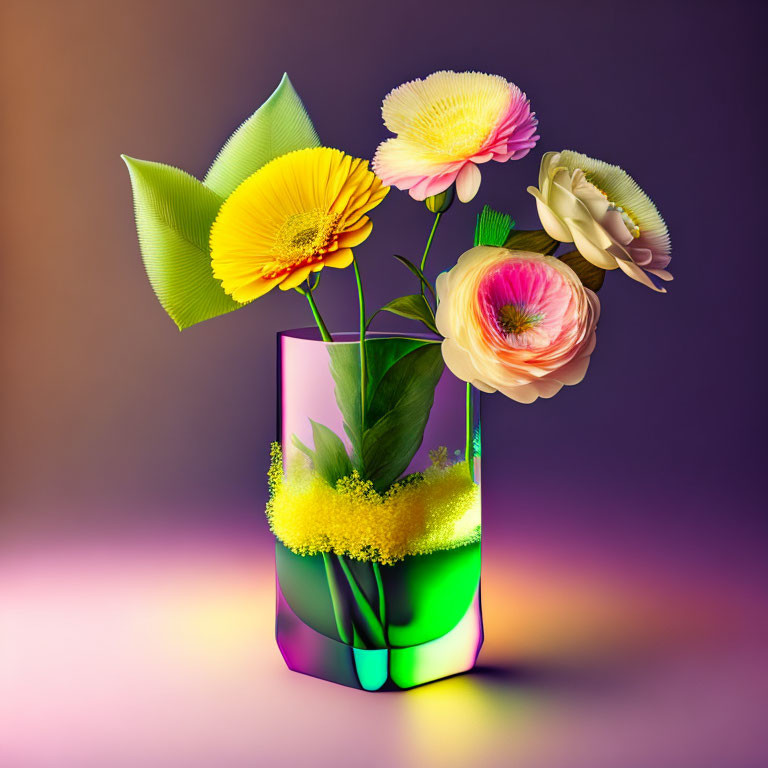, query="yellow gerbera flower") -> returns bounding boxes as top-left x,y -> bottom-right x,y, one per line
210,147 -> 388,302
